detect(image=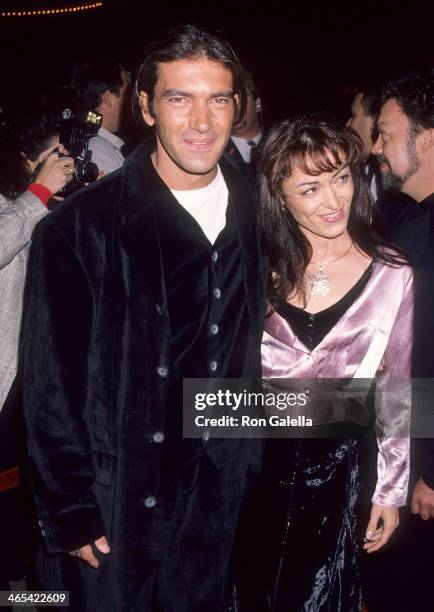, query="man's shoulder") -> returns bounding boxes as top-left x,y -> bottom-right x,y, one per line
220,153 -> 254,195
40,171 -> 123,237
